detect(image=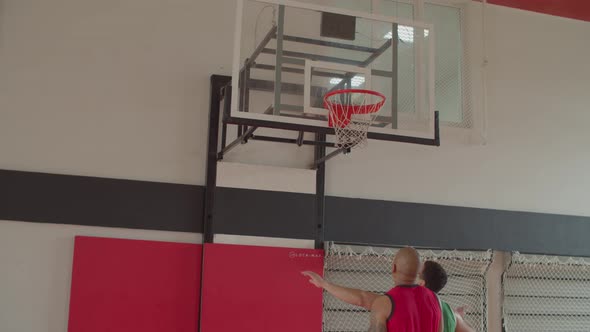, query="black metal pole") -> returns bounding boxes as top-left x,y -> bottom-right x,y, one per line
434,111 -> 440,146
314,133 -> 326,249
225,115 -> 438,146
204,75 -> 231,242
312,147 -> 346,169
243,59 -> 251,135
250,134 -> 336,148
238,66 -> 244,137
200,74 -> 231,332
220,86 -> 231,154
218,105 -> 273,160
218,122 -> 257,159
296,131 -> 304,146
